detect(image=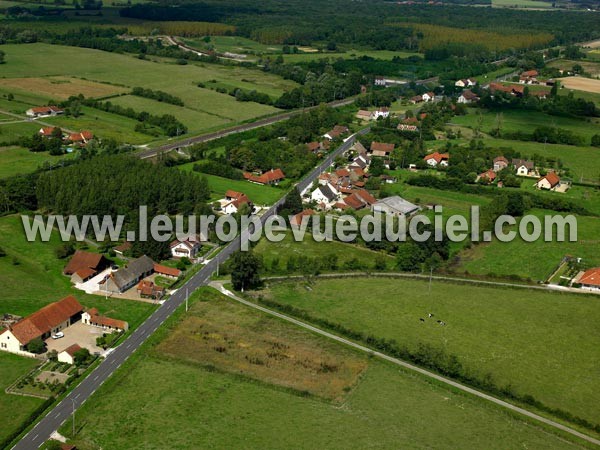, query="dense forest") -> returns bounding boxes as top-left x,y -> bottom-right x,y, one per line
36,156 -> 210,217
